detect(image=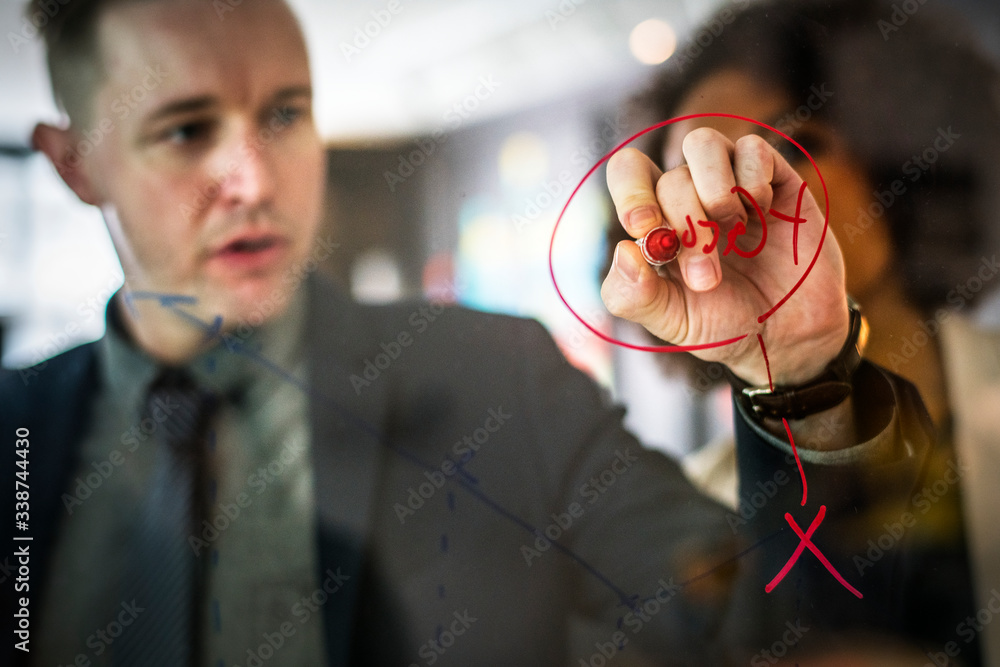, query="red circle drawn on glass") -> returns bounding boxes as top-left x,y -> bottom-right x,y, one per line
548,113 -> 831,353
